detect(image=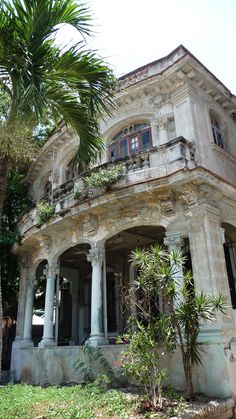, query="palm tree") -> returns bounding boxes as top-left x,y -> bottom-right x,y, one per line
0,0 -> 117,382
